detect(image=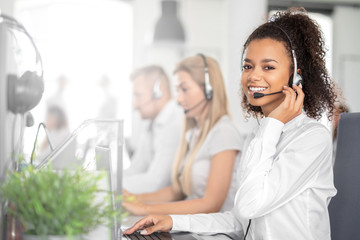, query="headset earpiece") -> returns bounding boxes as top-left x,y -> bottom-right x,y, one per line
288,73 -> 303,87
197,53 -> 213,100
152,76 -> 163,100
7,71 -> 44,114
